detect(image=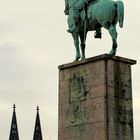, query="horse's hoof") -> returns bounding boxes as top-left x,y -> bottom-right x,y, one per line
109,49 -> 116,56
81,56 -> 86,60
74,56 -> 81,61
109,52 -> 115,56
74,59 -> 78,62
